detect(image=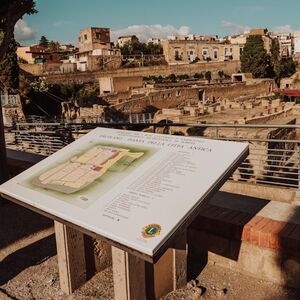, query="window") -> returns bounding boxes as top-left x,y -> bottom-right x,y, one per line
202,49 -> 209,60
96,33 -> 102,40
214,49 -> 218,59
84,34 -> 87,40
